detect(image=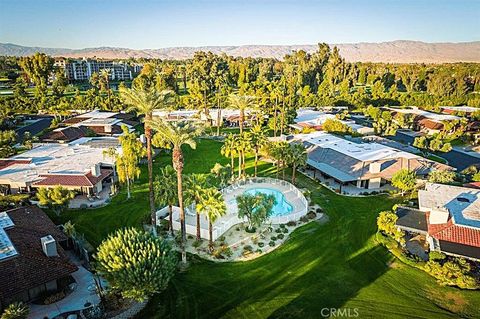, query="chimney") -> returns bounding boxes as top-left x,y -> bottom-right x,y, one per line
41,235 -> 58,257
105,125 -> 112,133
91,163 -> 101,177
